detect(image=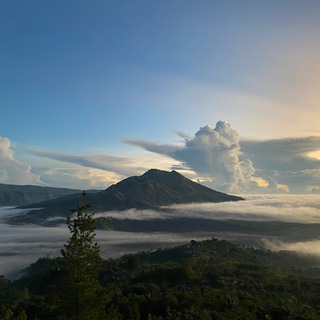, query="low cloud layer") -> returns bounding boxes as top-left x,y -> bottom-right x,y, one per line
97,194 -> 320,224
264,239 -> 320,257
1,194 -> 320,277
0,213 -> 209,278
0,137 -> 41,185
167,194 -> 320,224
